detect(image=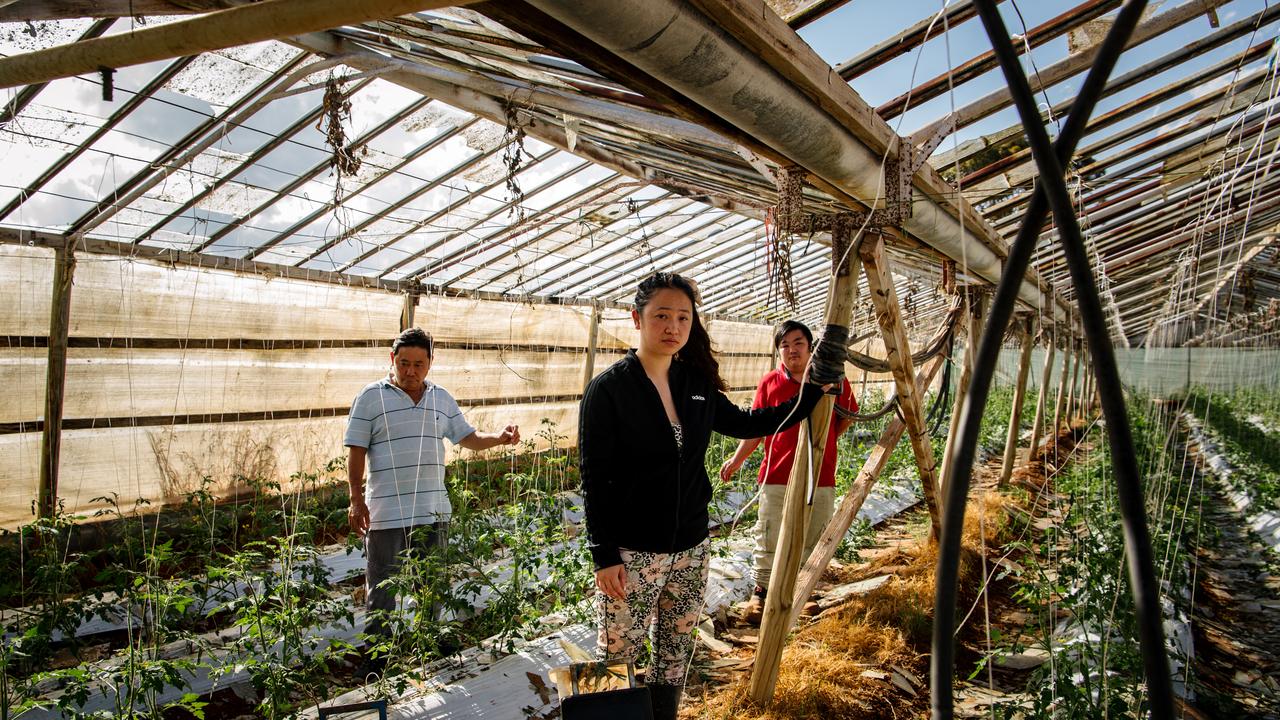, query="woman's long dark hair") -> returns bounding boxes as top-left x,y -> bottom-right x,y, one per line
635,272 -> 727,392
